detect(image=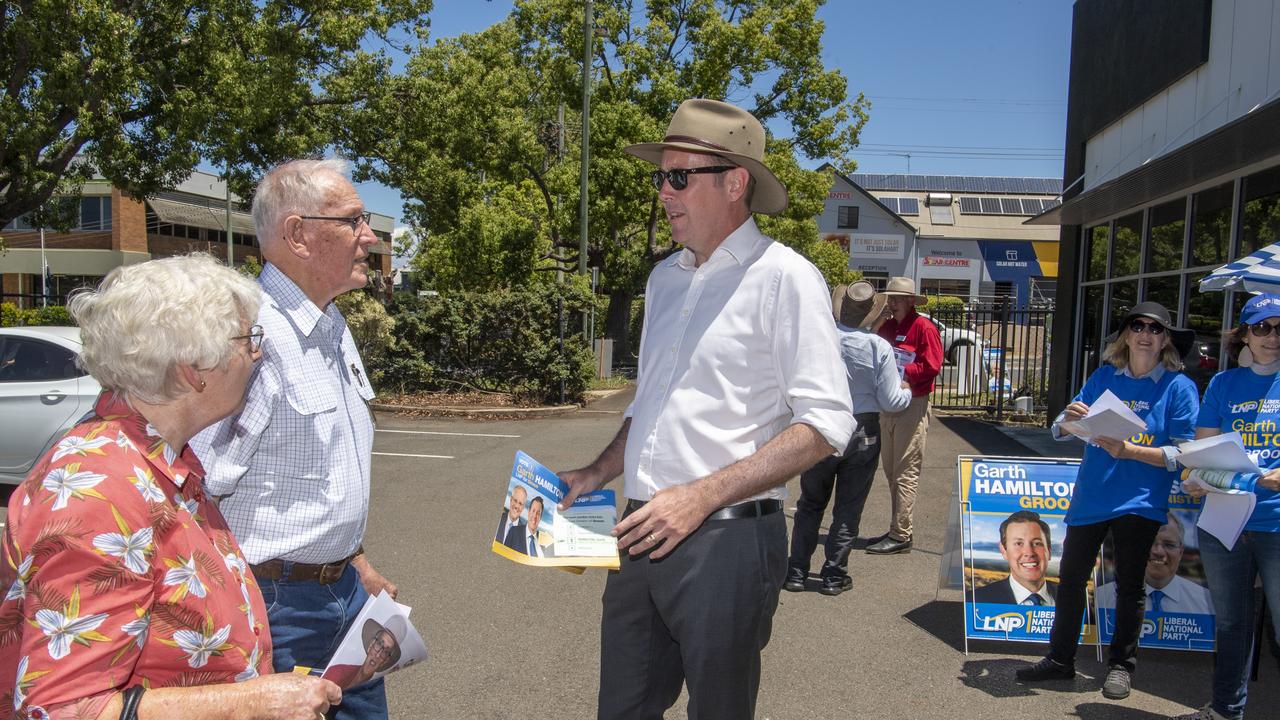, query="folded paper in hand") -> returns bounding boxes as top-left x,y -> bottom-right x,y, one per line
1059,390 -> 1147,442
1174,432 -> 1262,474
299,590 -> 428,690
1178,432 -> 1261,550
